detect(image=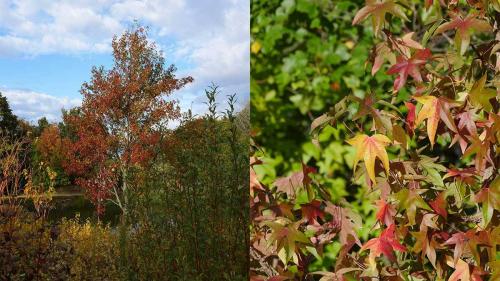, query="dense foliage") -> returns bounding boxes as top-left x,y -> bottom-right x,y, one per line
251,0 -> 394,173
251,1 -> 499,280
